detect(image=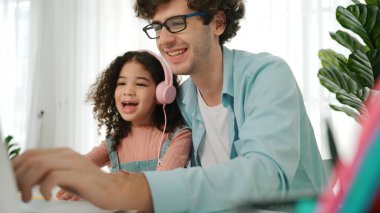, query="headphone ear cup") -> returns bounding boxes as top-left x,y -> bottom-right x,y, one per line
156,81 -> 177,105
